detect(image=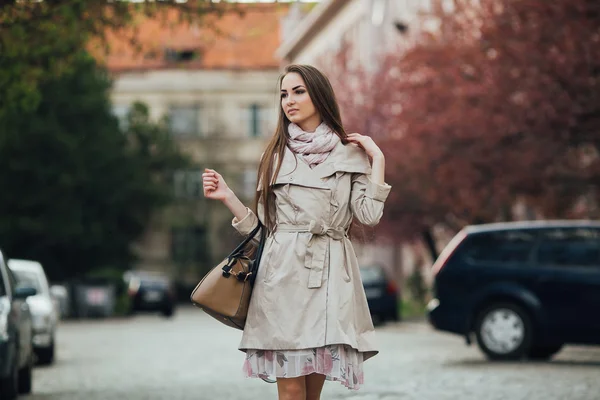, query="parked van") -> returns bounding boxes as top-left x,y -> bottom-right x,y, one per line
427,220 -> 600,360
